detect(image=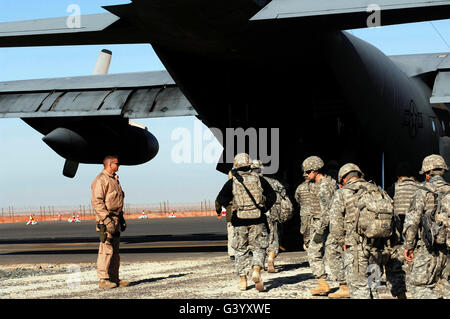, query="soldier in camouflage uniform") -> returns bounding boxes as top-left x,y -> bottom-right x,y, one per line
251,160 -> 289,273
215,153 -> 276,292
329,163 -> 387,299
384,162 -> 418,299
295,178 -> 316,250
403,155 -> 450,299
301,156 -> 344,297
